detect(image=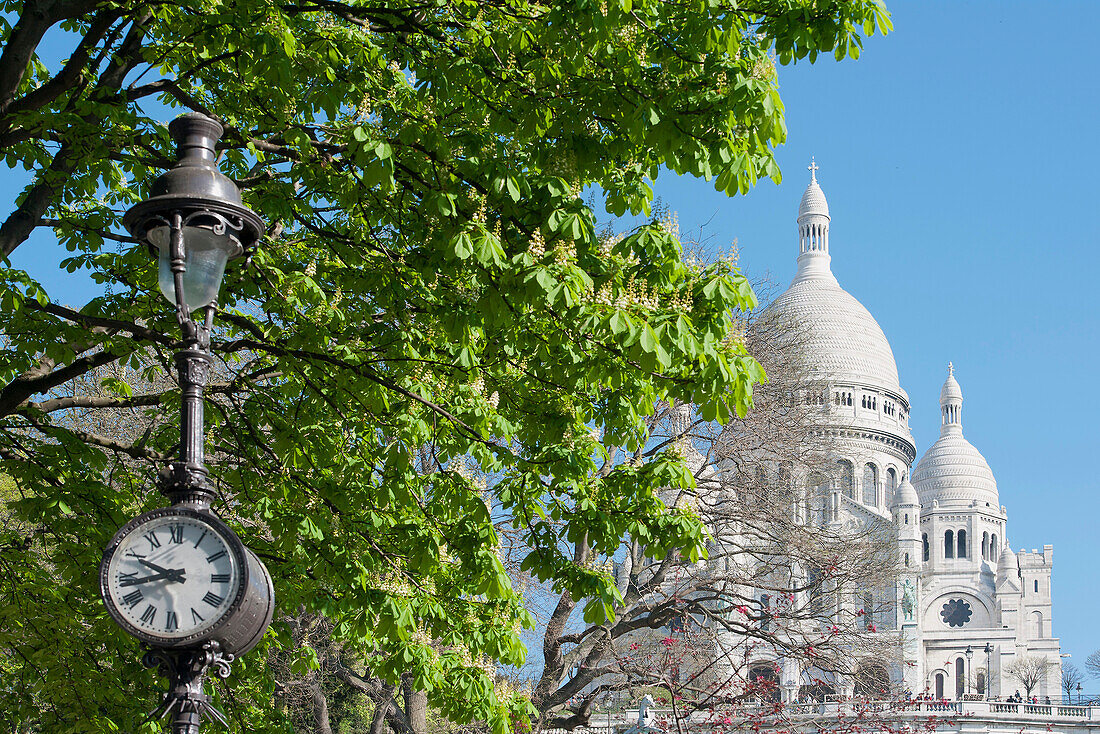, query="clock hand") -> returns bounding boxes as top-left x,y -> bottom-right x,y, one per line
136,558 -> 187,583
119,571 -> 188,586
